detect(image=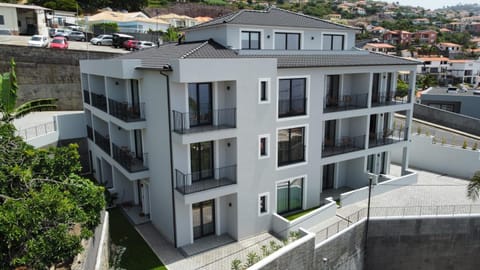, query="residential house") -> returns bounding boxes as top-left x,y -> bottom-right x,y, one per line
85,11 -> 169,33
363,43 -> 396,55
447,59 -> 480,85
413,30 -> 437,45
437,42 -> 462,58
446,22 -> 466,32
325,14 -> 342,21
0,2 -> 50,36
154,13 -> 197,28
417,57 -> 449,85
412,18 -> 429,25
80,8 -> 418,248
50,10 -> 77,28
383,30 -> 412,46
420,86 -> 480,118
